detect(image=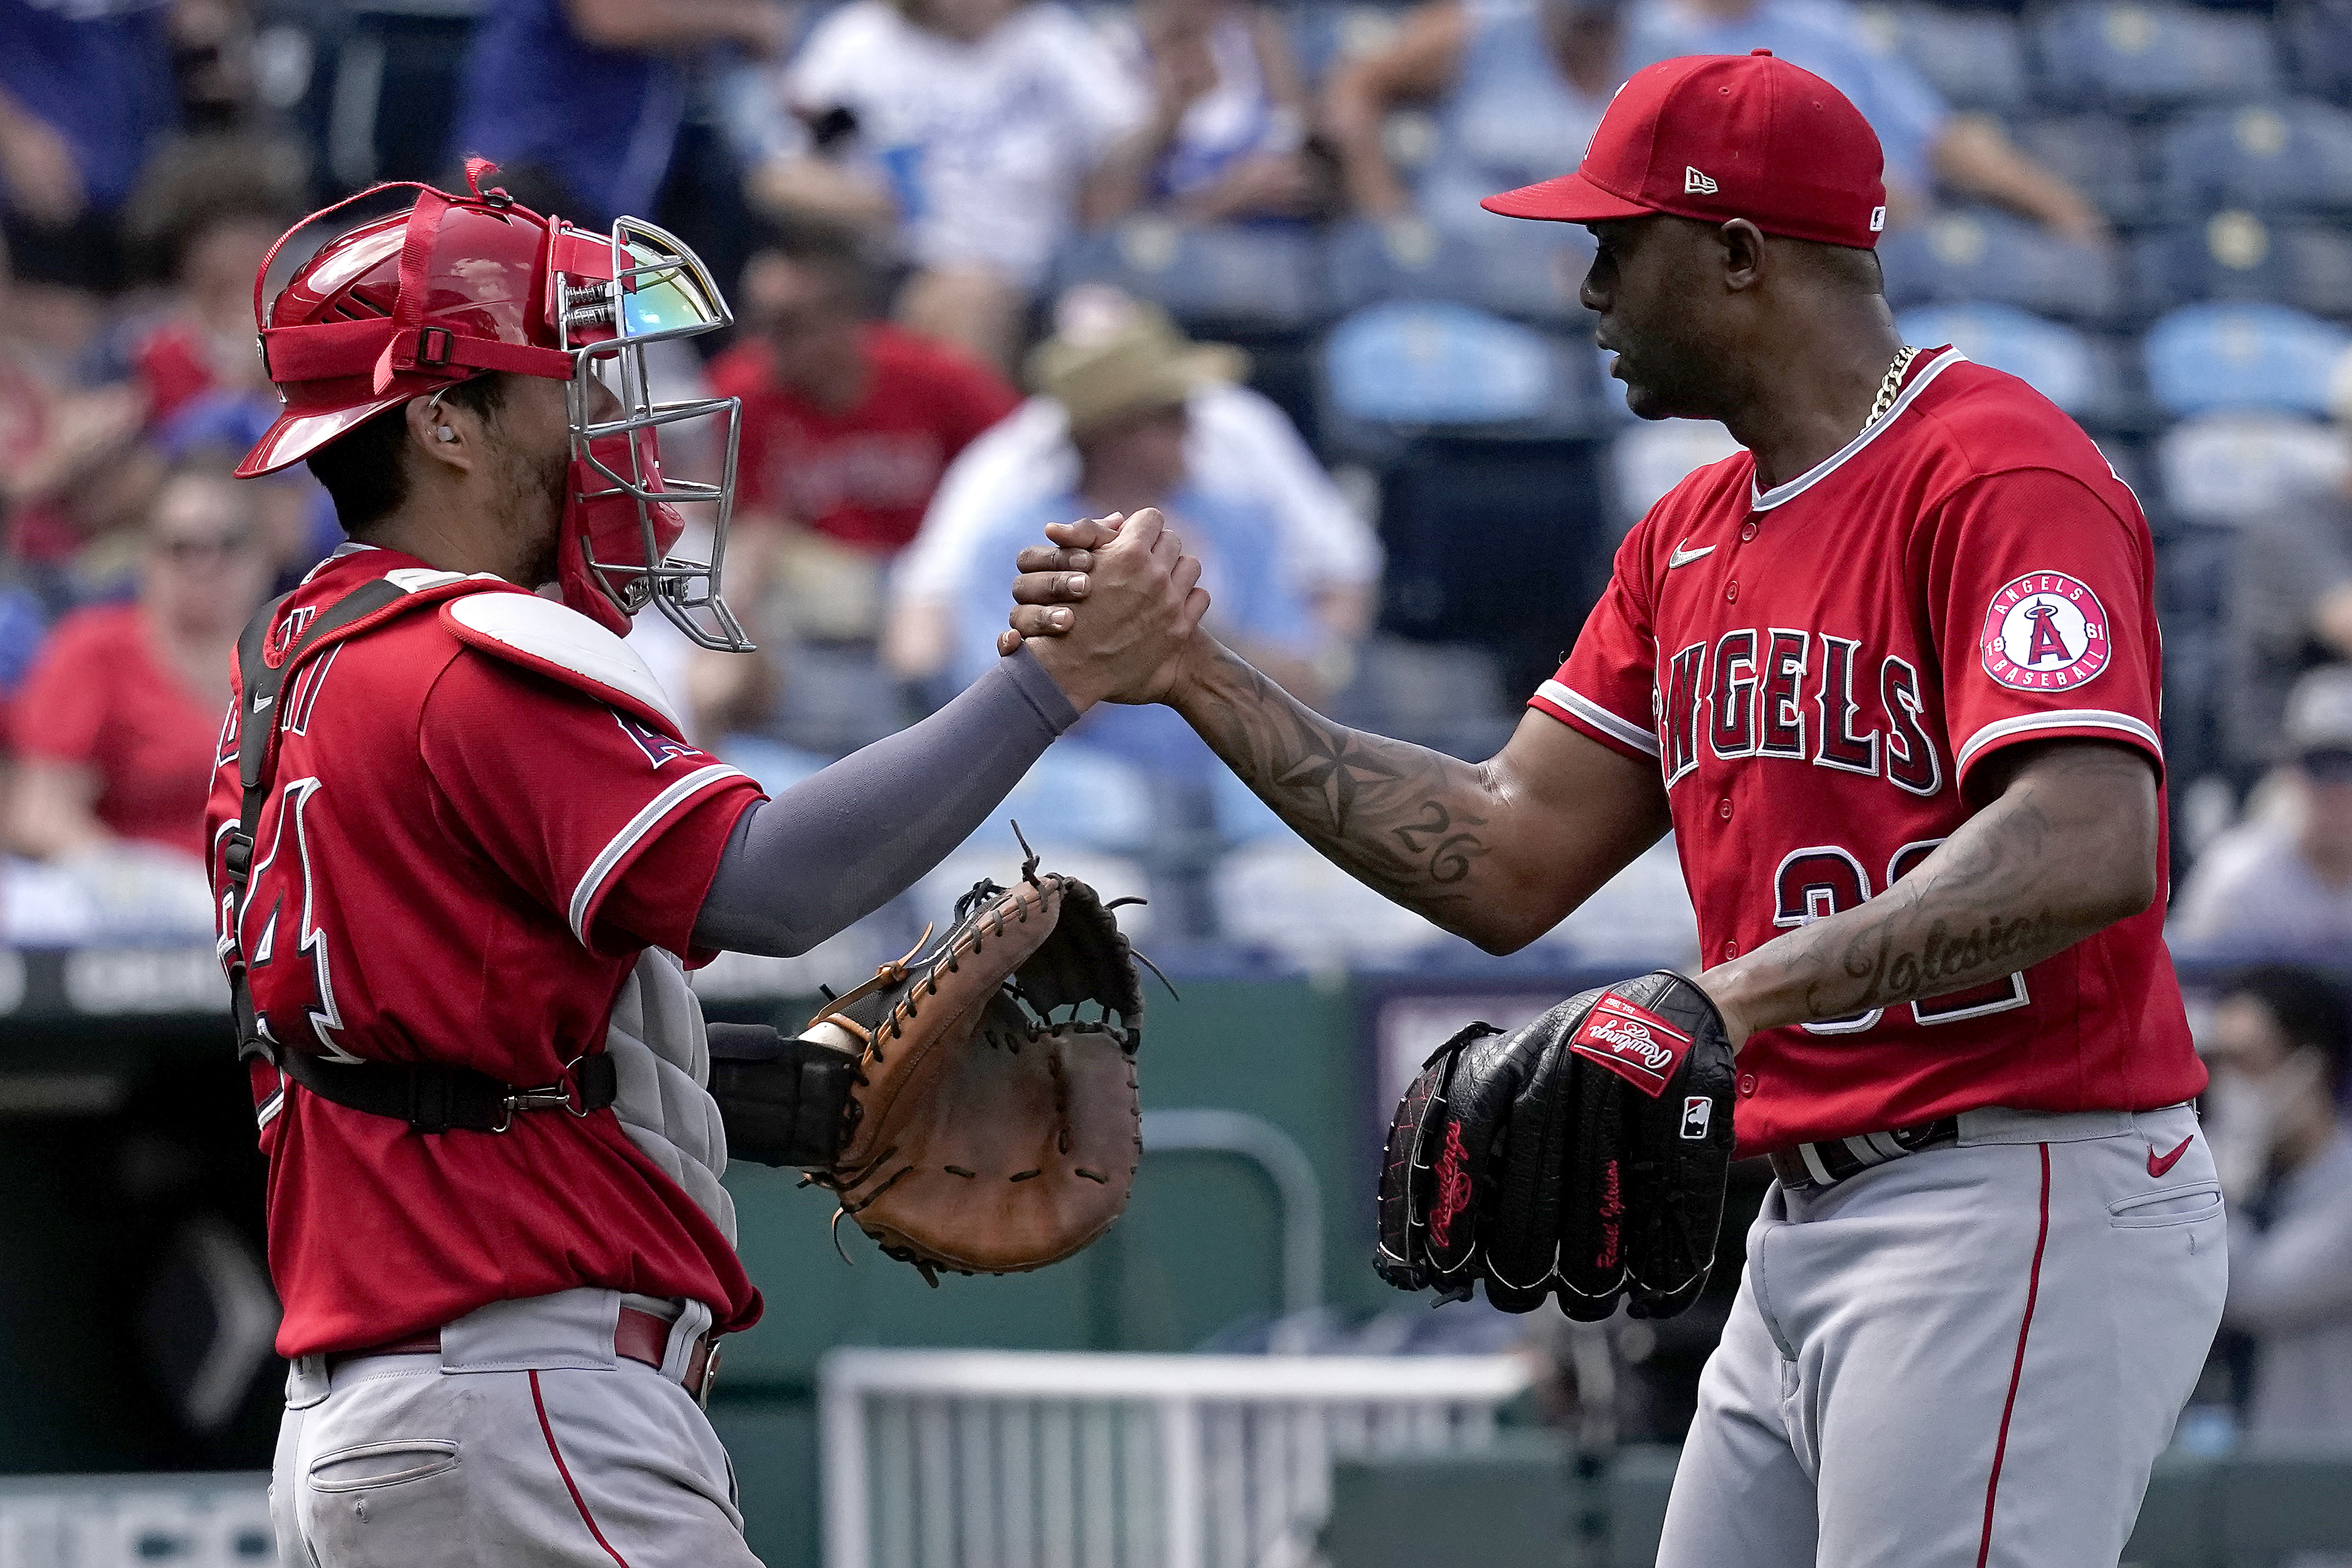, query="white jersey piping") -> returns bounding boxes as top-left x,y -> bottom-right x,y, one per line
1749,348 -> 1970,513
1953,710 -> 2163,777
1535,680 -> 1660,757
566,763 -> 744,942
